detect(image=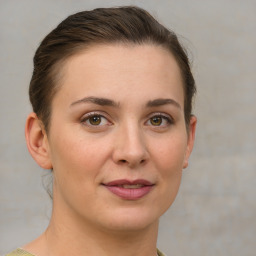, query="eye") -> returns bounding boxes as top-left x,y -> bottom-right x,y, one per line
146,114 -> 173,127
81,113 -> 110,127
150,116 -> 163,126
